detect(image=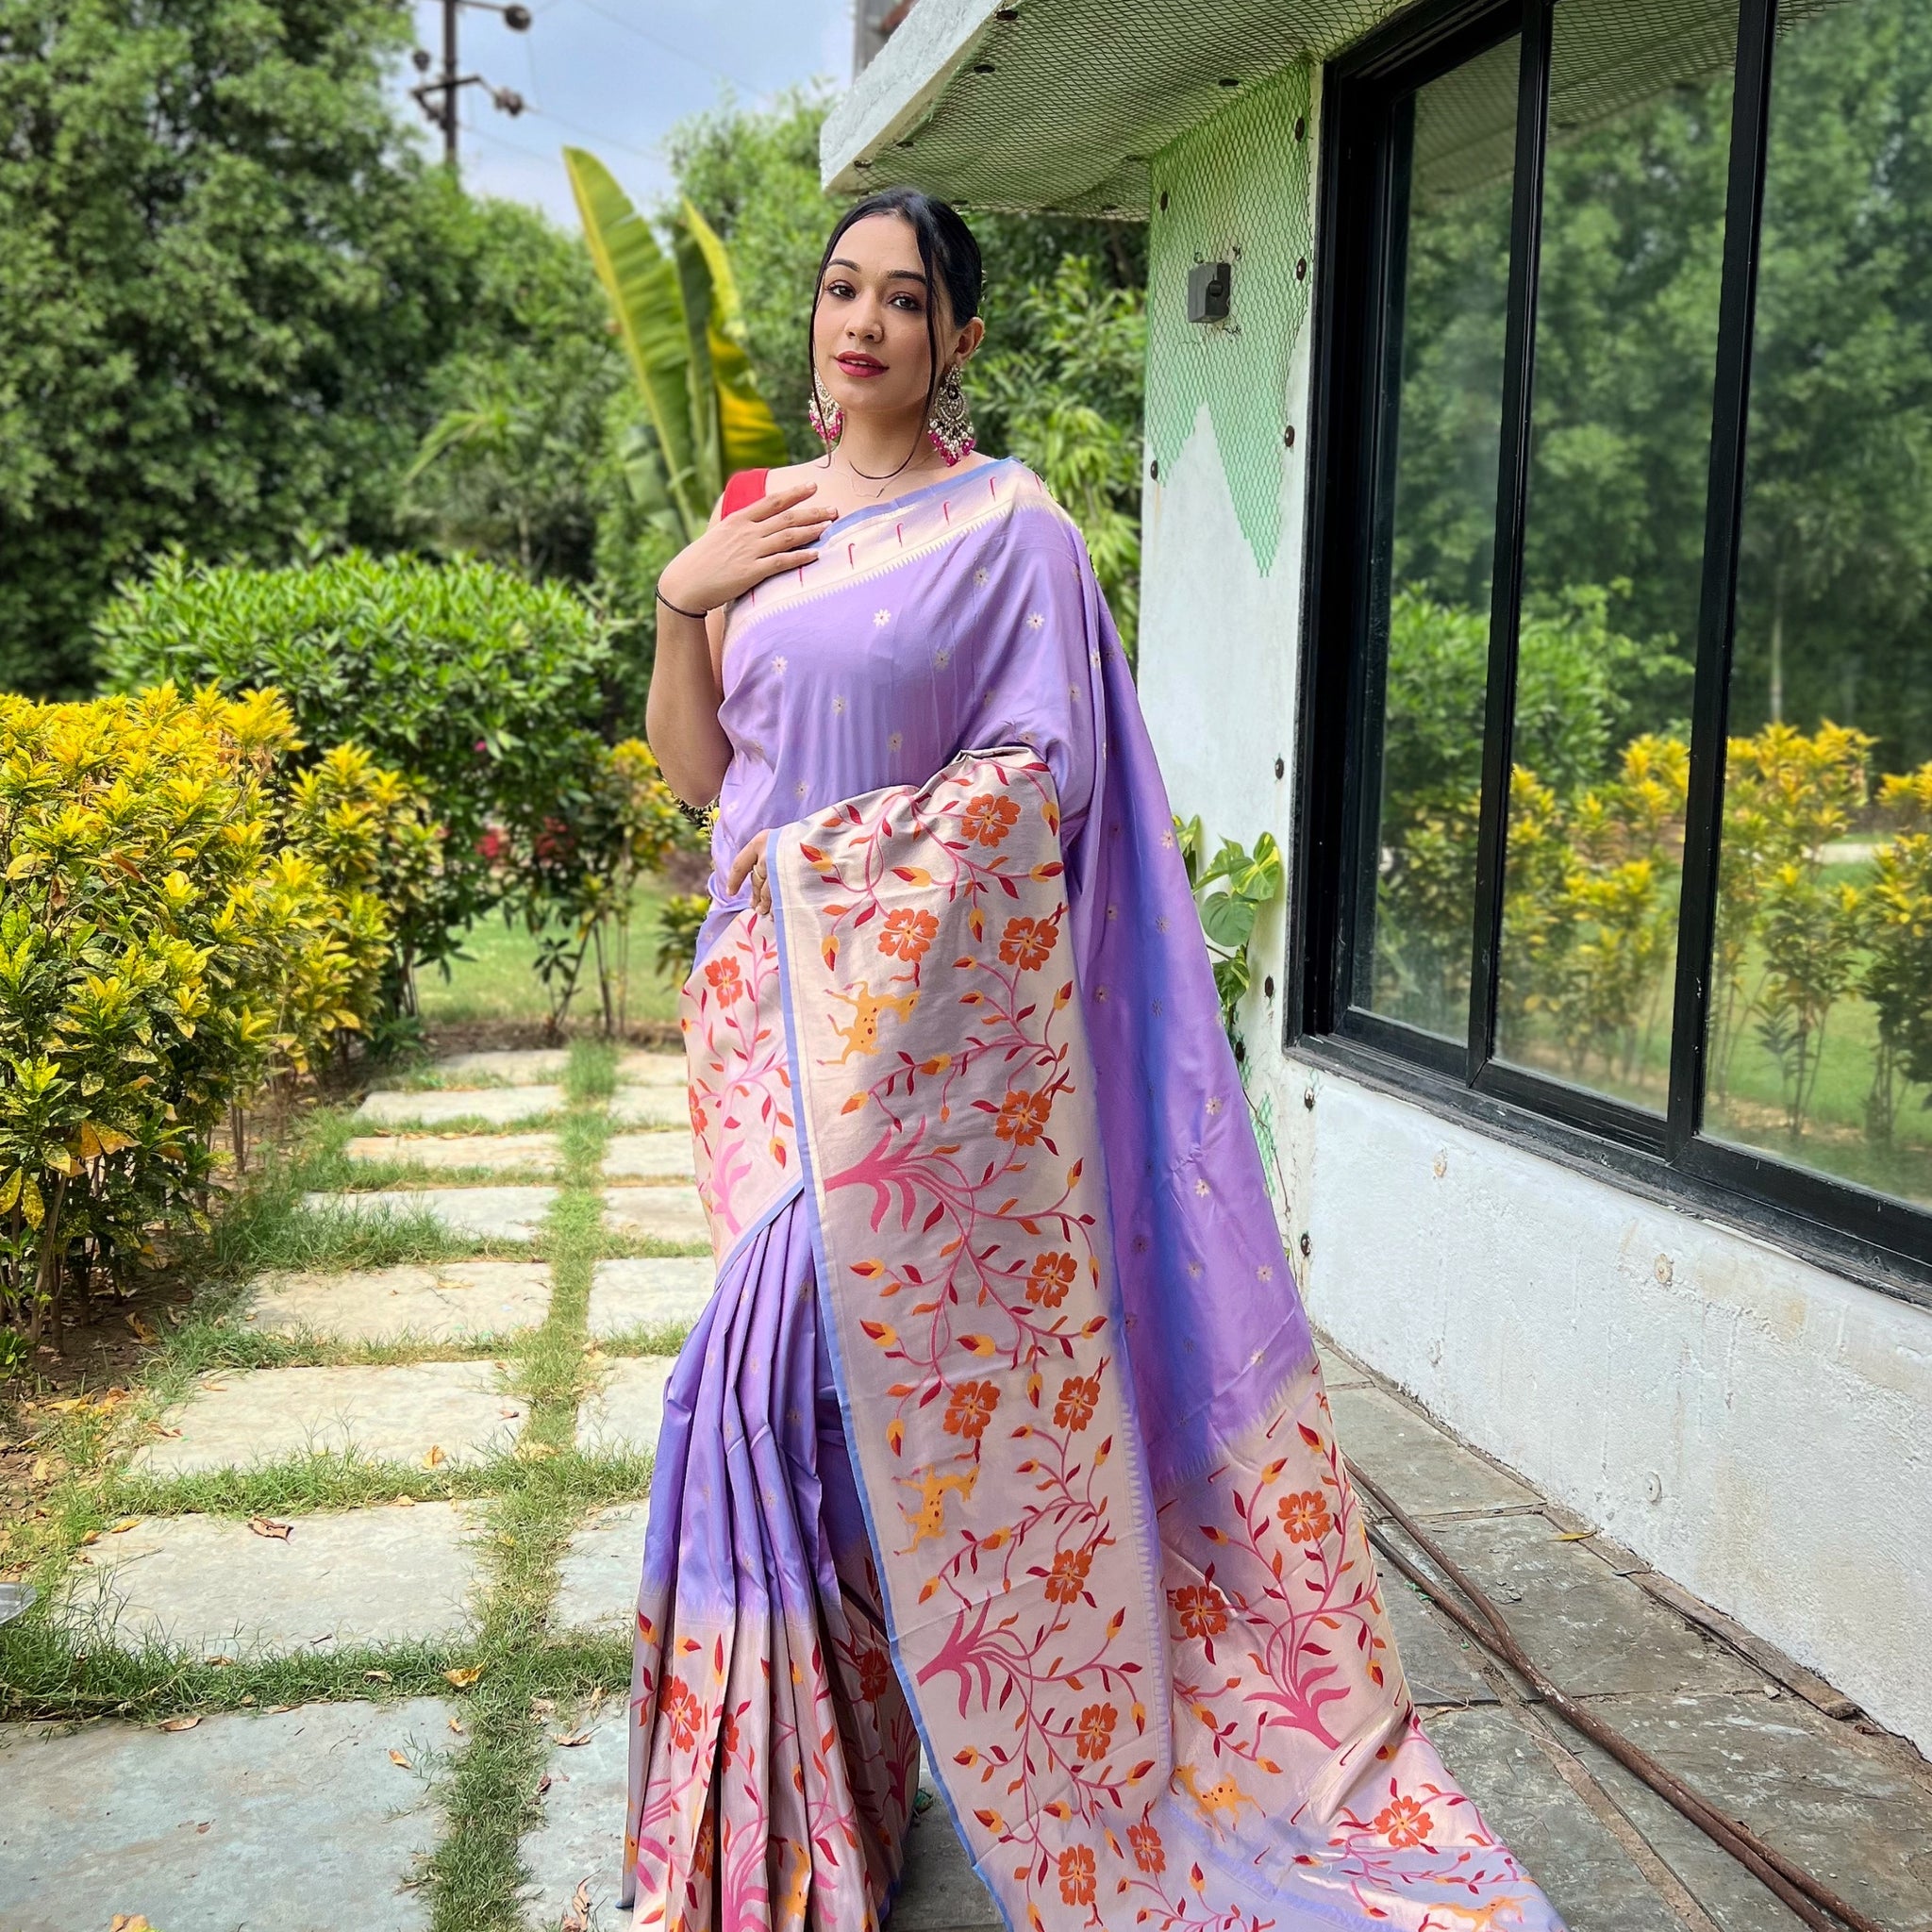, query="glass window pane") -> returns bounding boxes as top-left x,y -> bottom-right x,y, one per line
1357,34 -> 1522,1041
1706,0 -> 1932,1207
1492,0 -> 1735,1108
